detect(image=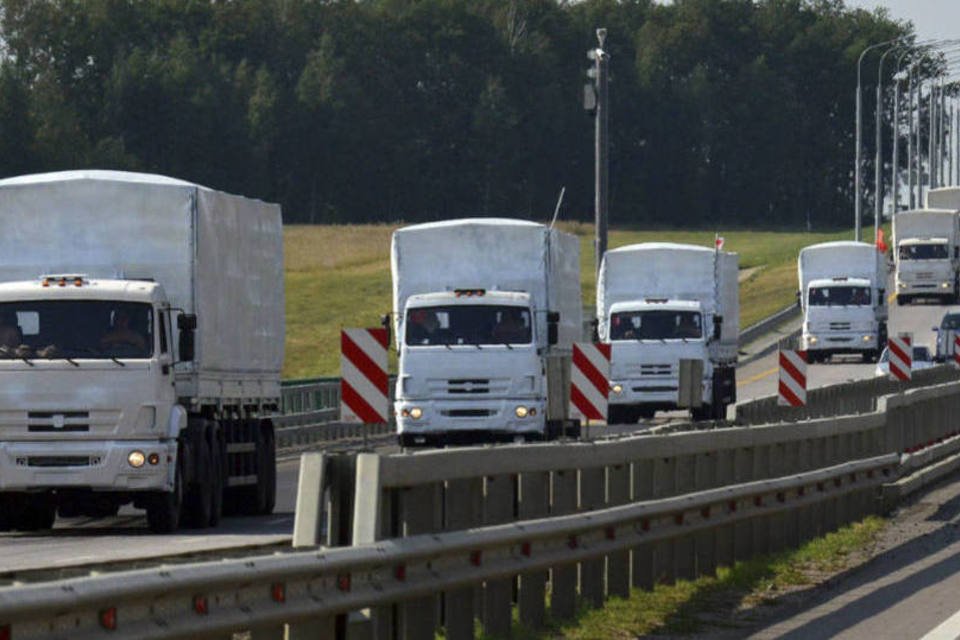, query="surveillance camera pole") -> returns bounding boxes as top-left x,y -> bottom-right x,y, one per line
592,28 -> 609,278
